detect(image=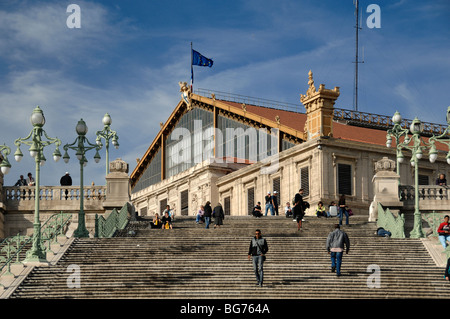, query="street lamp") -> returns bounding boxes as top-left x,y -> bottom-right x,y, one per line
428,106 -> 450,164
14,106 -> 61,263
63,119 -> 101,238
386,111 -> 409,183
386,112 -> 441,238
95,113 -> 119,176
0,144 -> 12,175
